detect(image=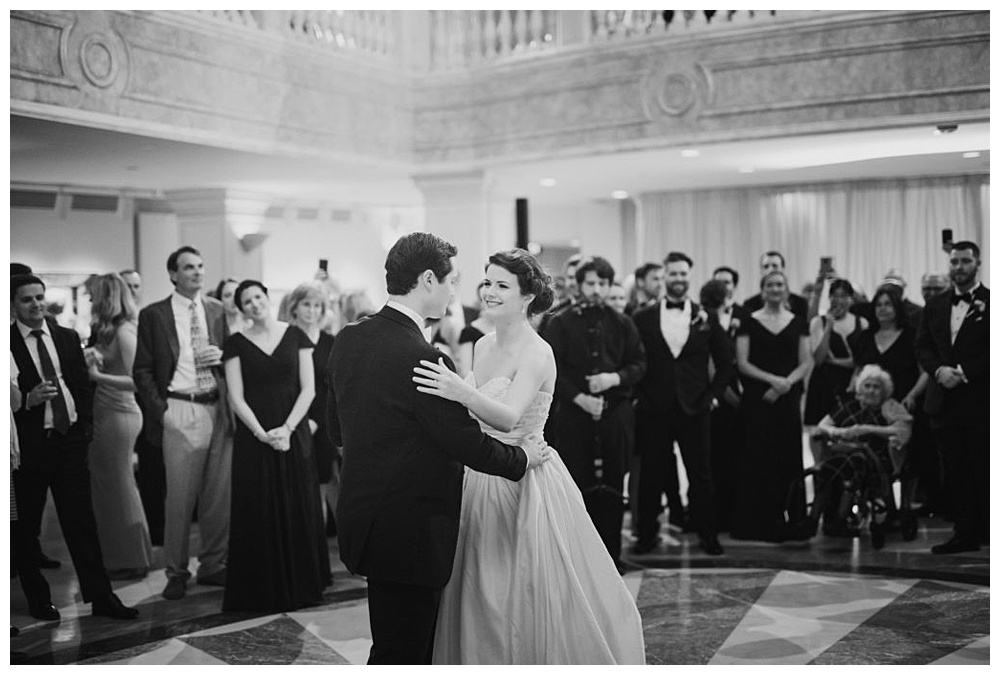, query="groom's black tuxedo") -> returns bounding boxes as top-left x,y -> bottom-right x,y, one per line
327,305 -> 527,664
632,300 -> 733,543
